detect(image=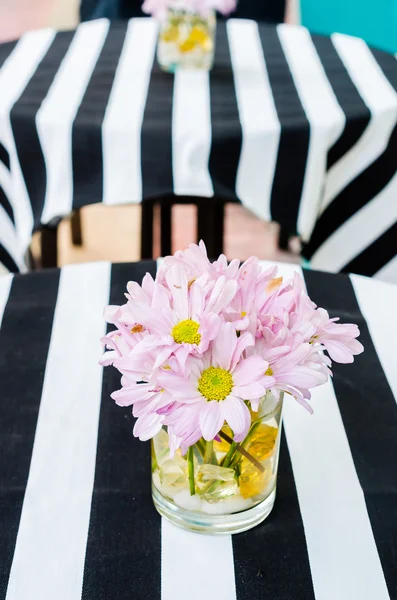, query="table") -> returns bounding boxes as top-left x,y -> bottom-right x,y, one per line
1,259 -> 396,599
0,18 -> 397,280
